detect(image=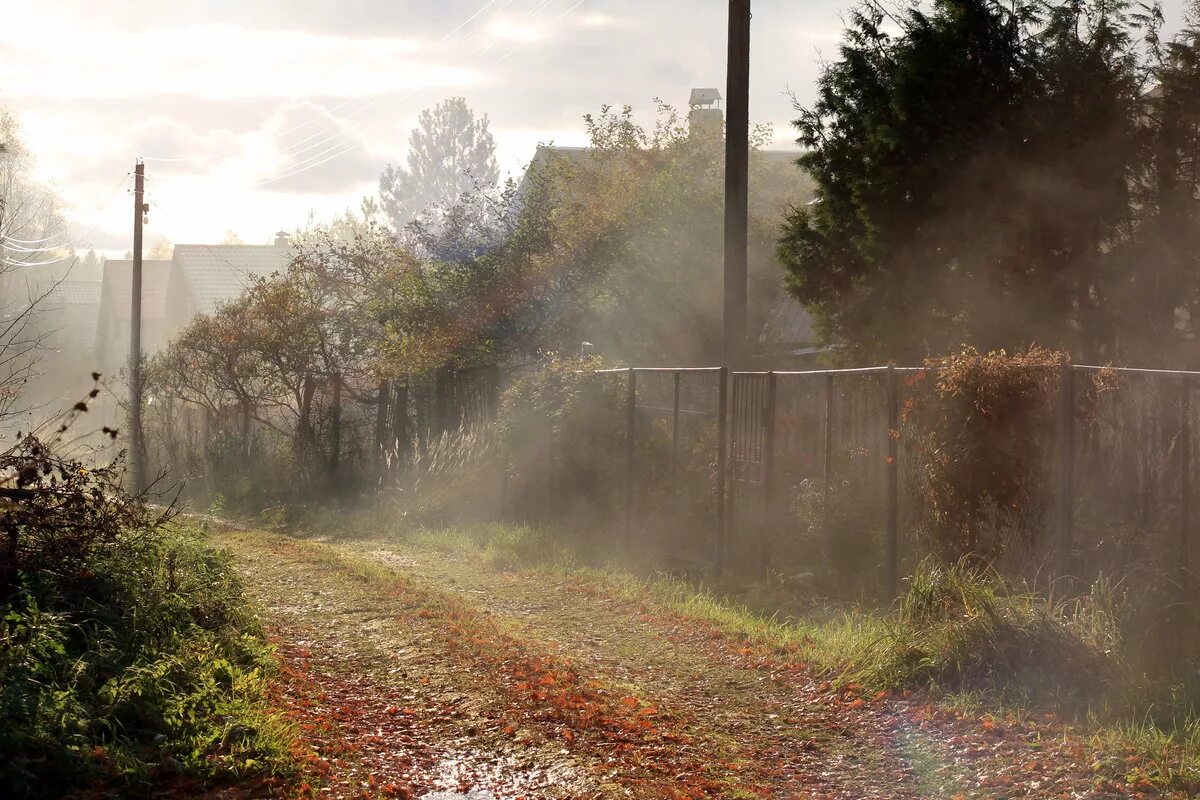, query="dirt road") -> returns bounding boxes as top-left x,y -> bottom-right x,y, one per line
216,528 -> 1162,799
